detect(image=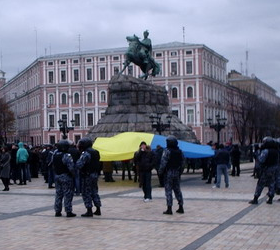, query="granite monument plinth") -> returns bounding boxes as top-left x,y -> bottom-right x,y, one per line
87,75 -> 197,142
